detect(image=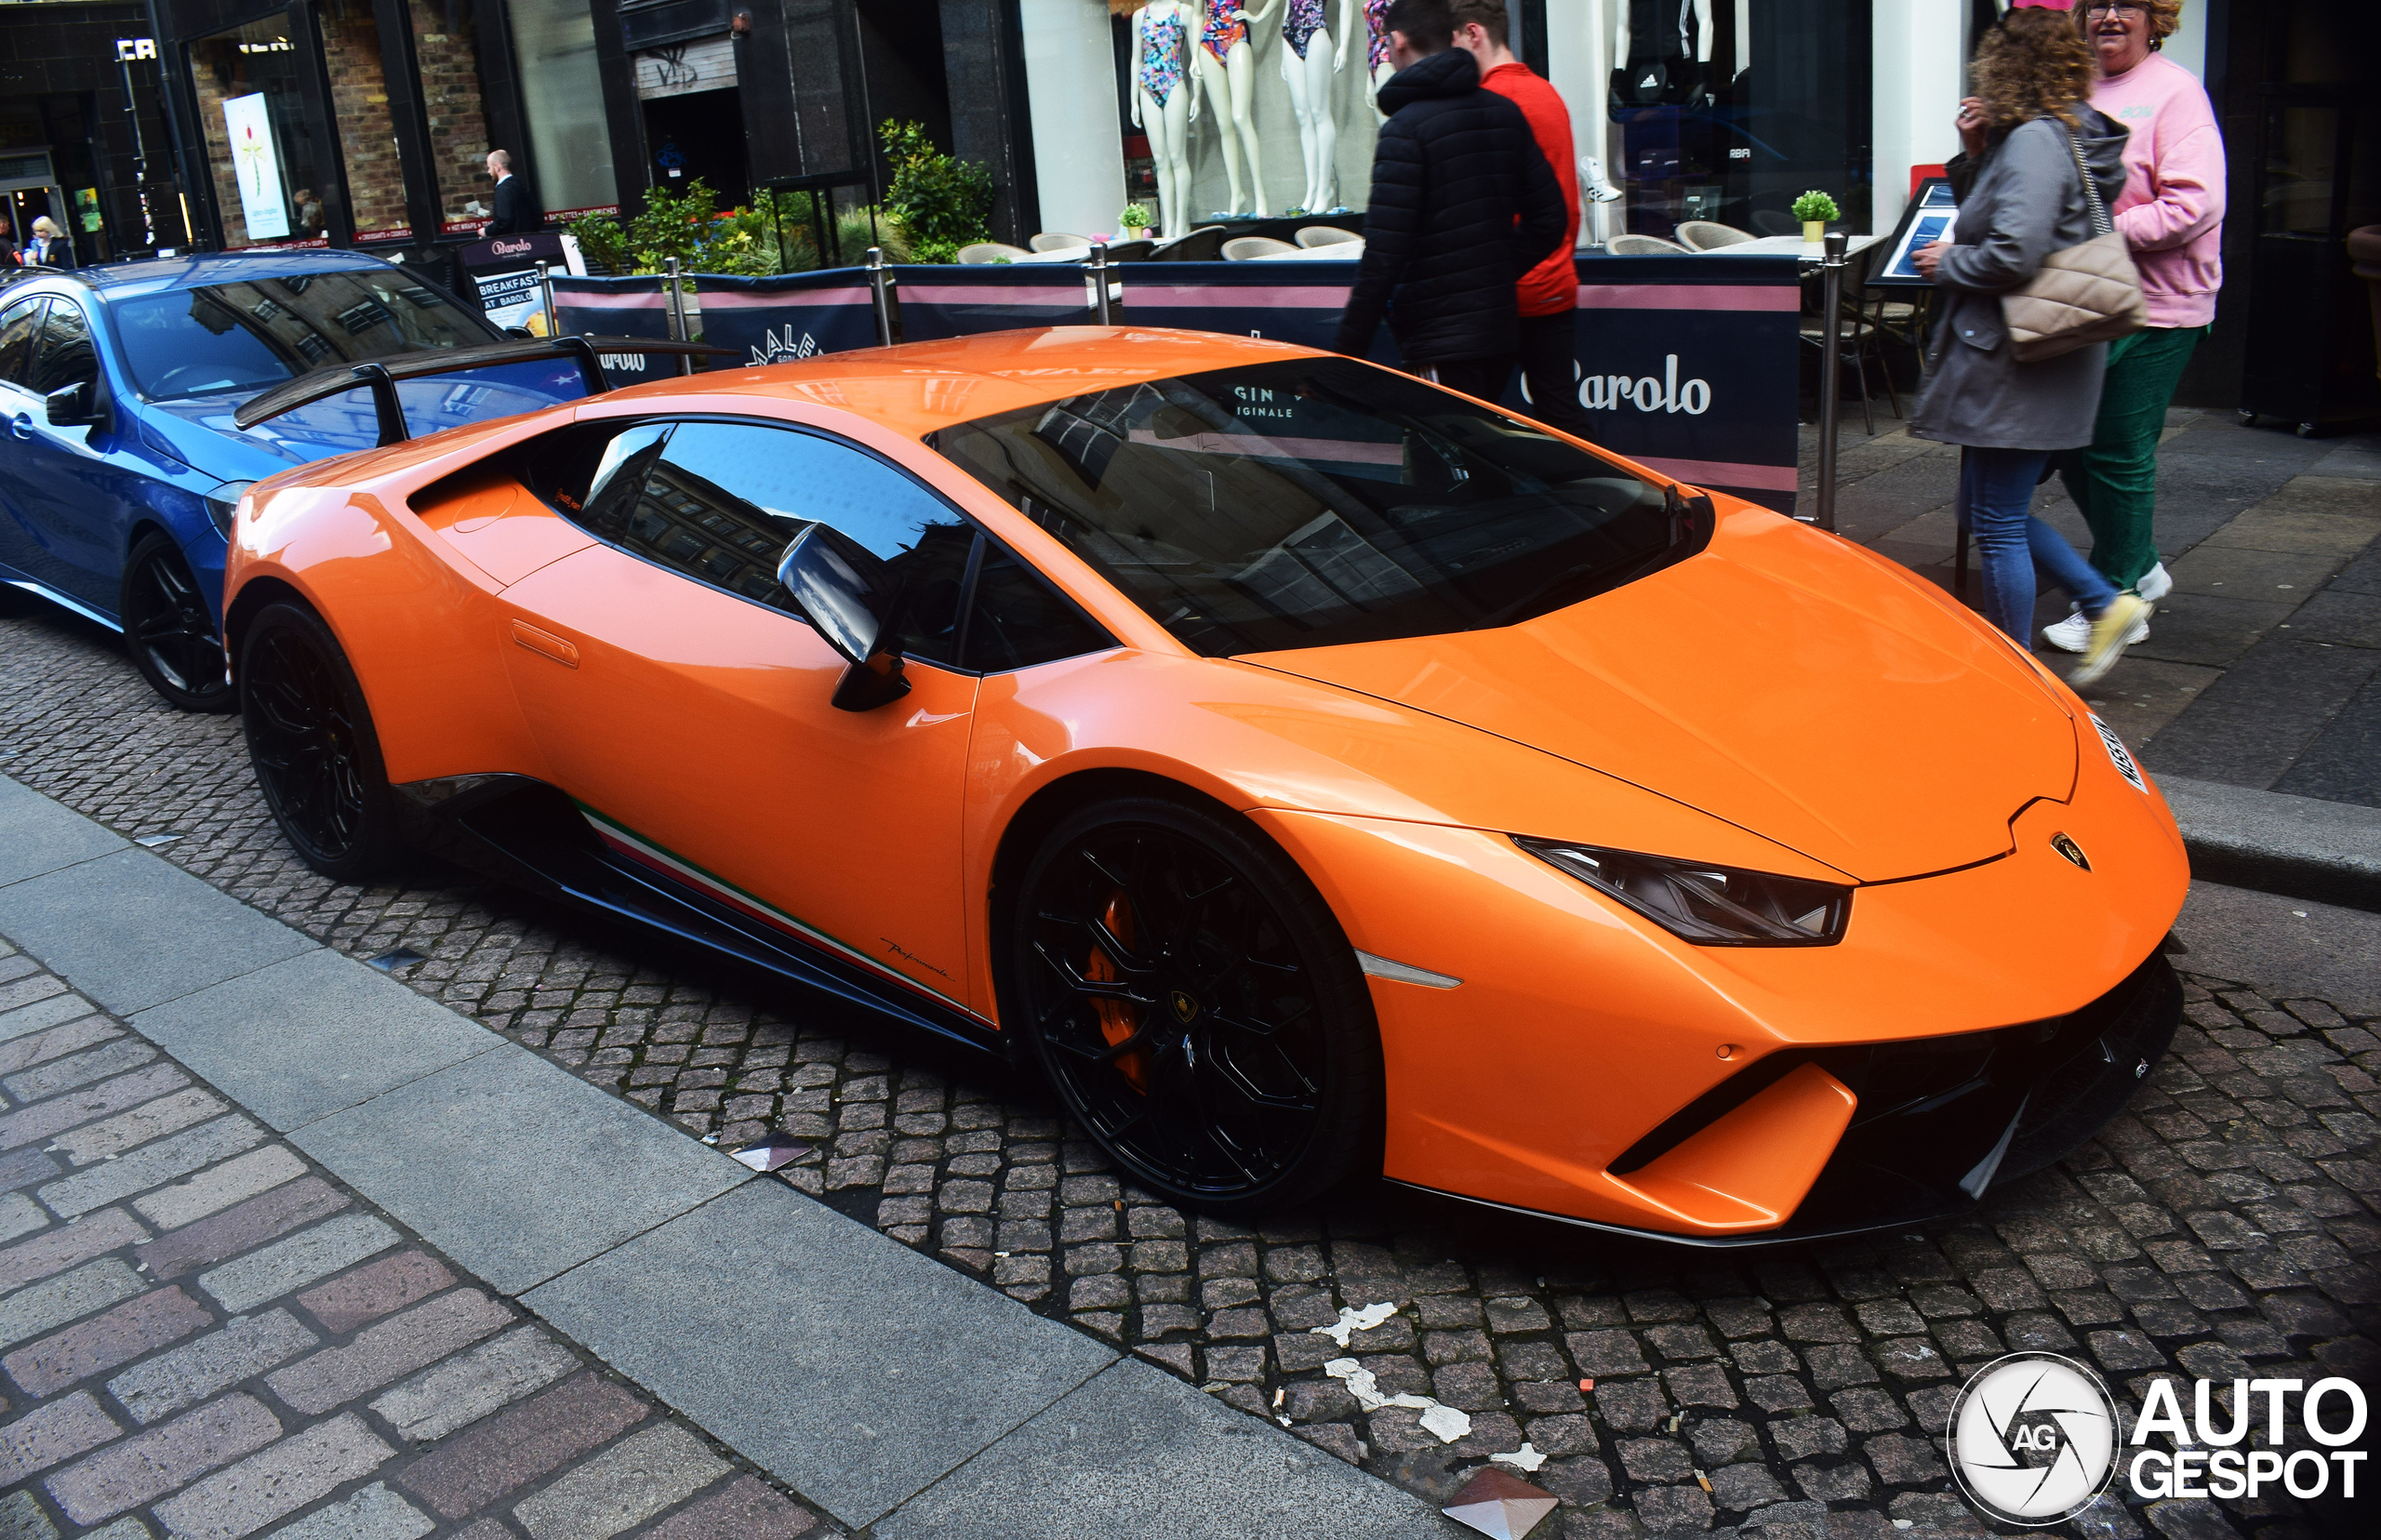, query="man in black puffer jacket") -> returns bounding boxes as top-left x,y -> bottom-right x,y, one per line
1333,0 -> 1566,400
